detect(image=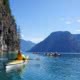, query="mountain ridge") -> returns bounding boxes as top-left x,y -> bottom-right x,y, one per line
30,31 -> 80,52
20,39 -> 35,52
